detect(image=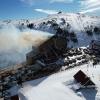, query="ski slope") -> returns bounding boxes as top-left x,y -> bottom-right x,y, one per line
17,62 -> 100,100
